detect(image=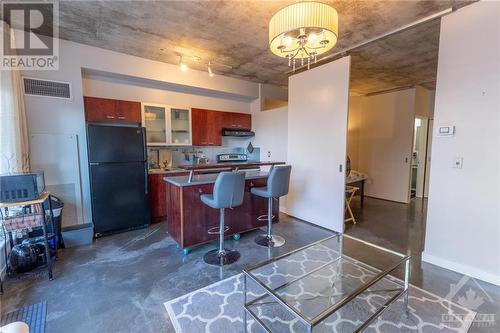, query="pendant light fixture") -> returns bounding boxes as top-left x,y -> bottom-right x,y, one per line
269,1 -> 338,71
